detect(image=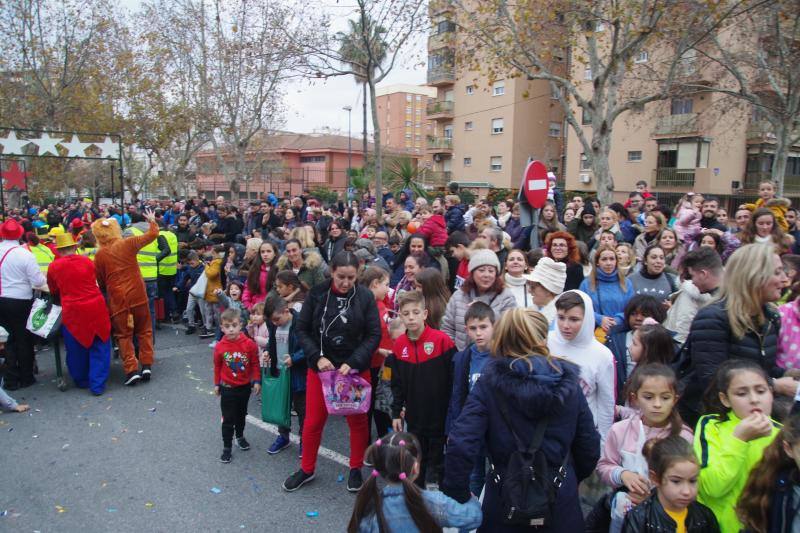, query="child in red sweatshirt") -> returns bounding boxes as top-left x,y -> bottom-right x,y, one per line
417,206 -> 448,247
214,308 -> 261,463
